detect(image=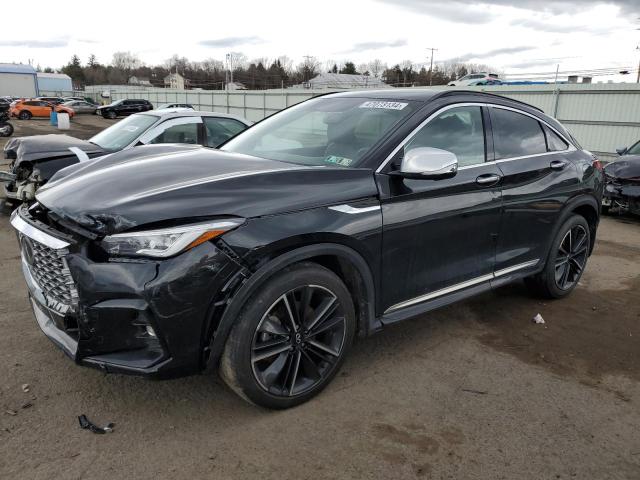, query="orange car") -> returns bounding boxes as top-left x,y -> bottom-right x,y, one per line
10,99 -> 75,120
